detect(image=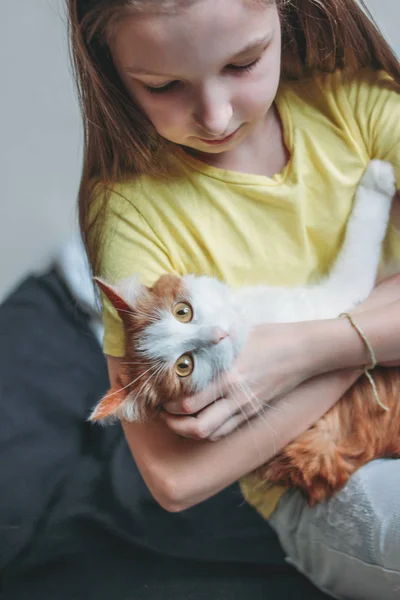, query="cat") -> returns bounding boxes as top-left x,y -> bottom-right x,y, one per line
91,160 -> 400,504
